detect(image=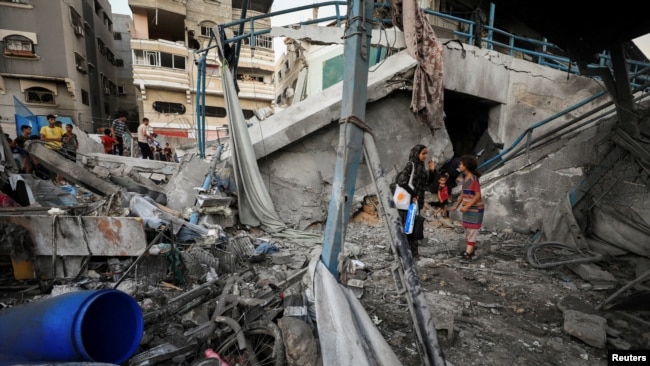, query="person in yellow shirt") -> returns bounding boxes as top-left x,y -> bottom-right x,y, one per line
39,114 -> 66,183
40,114 -> 64,151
